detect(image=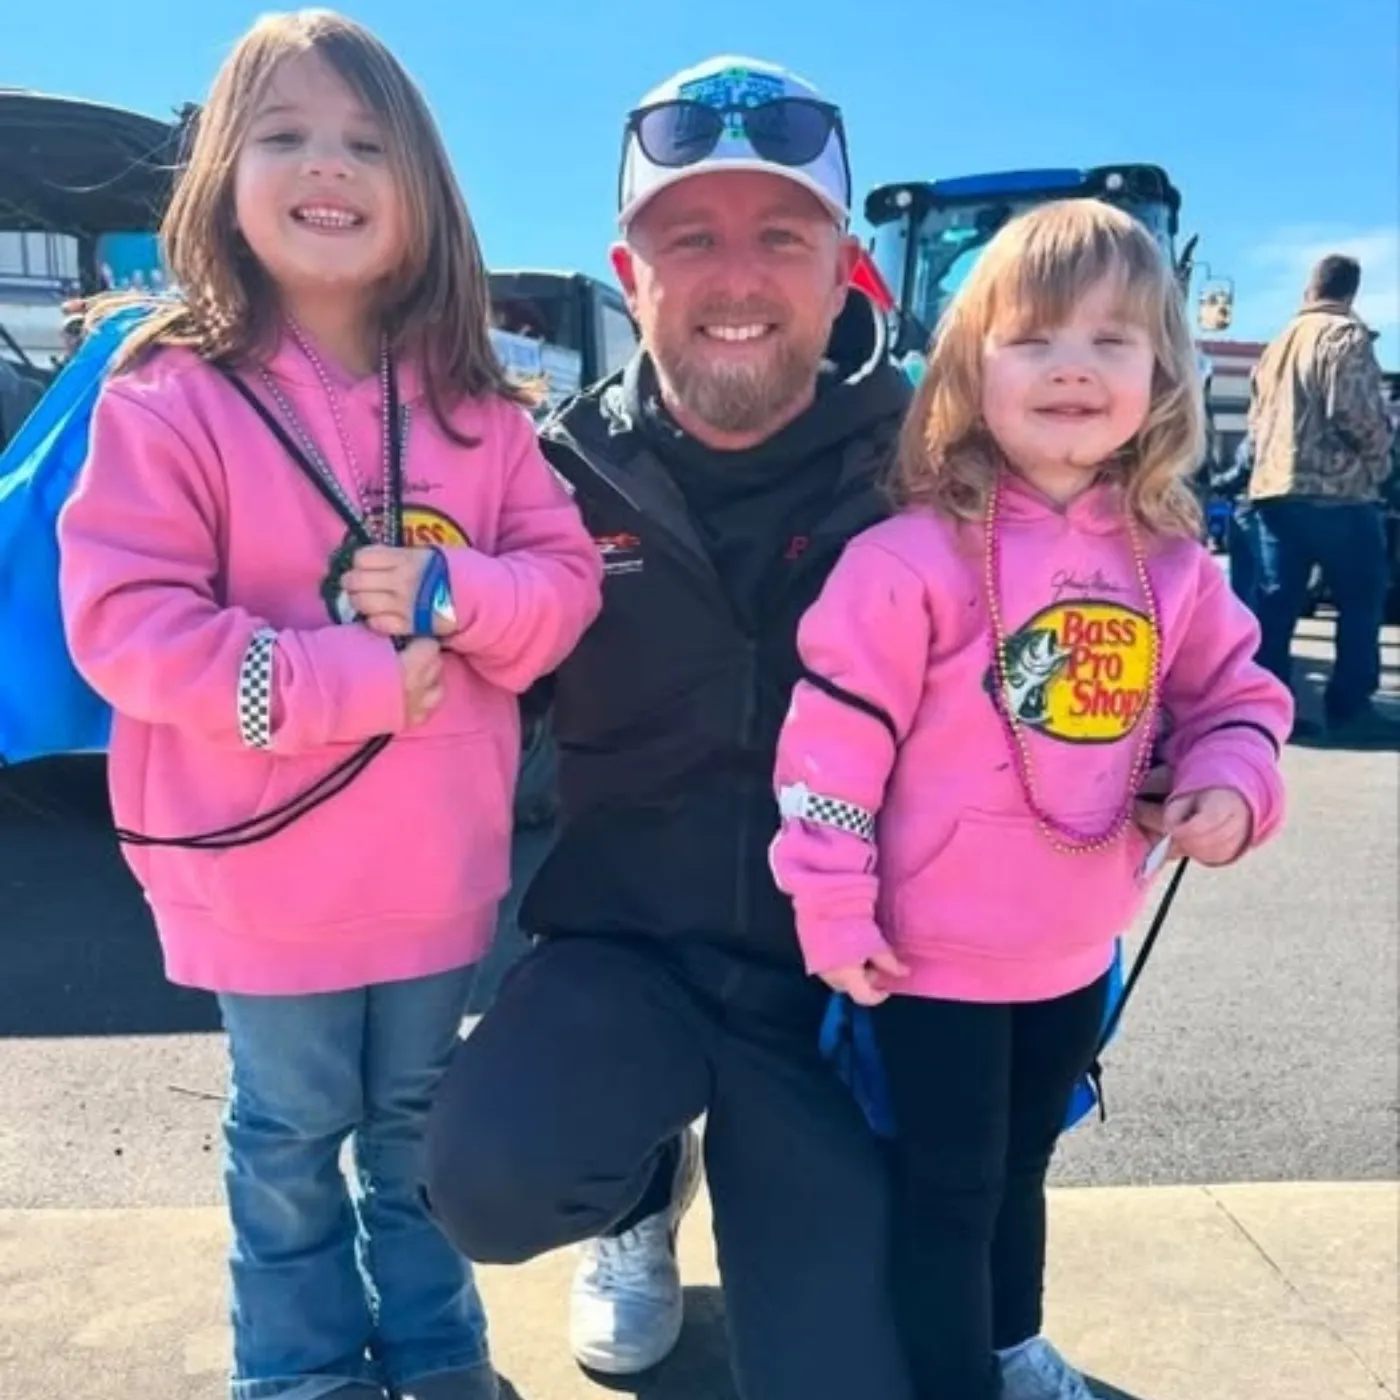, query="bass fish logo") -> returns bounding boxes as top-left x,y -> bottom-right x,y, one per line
989,600 -> 1156,744
322,506 -> 470,624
